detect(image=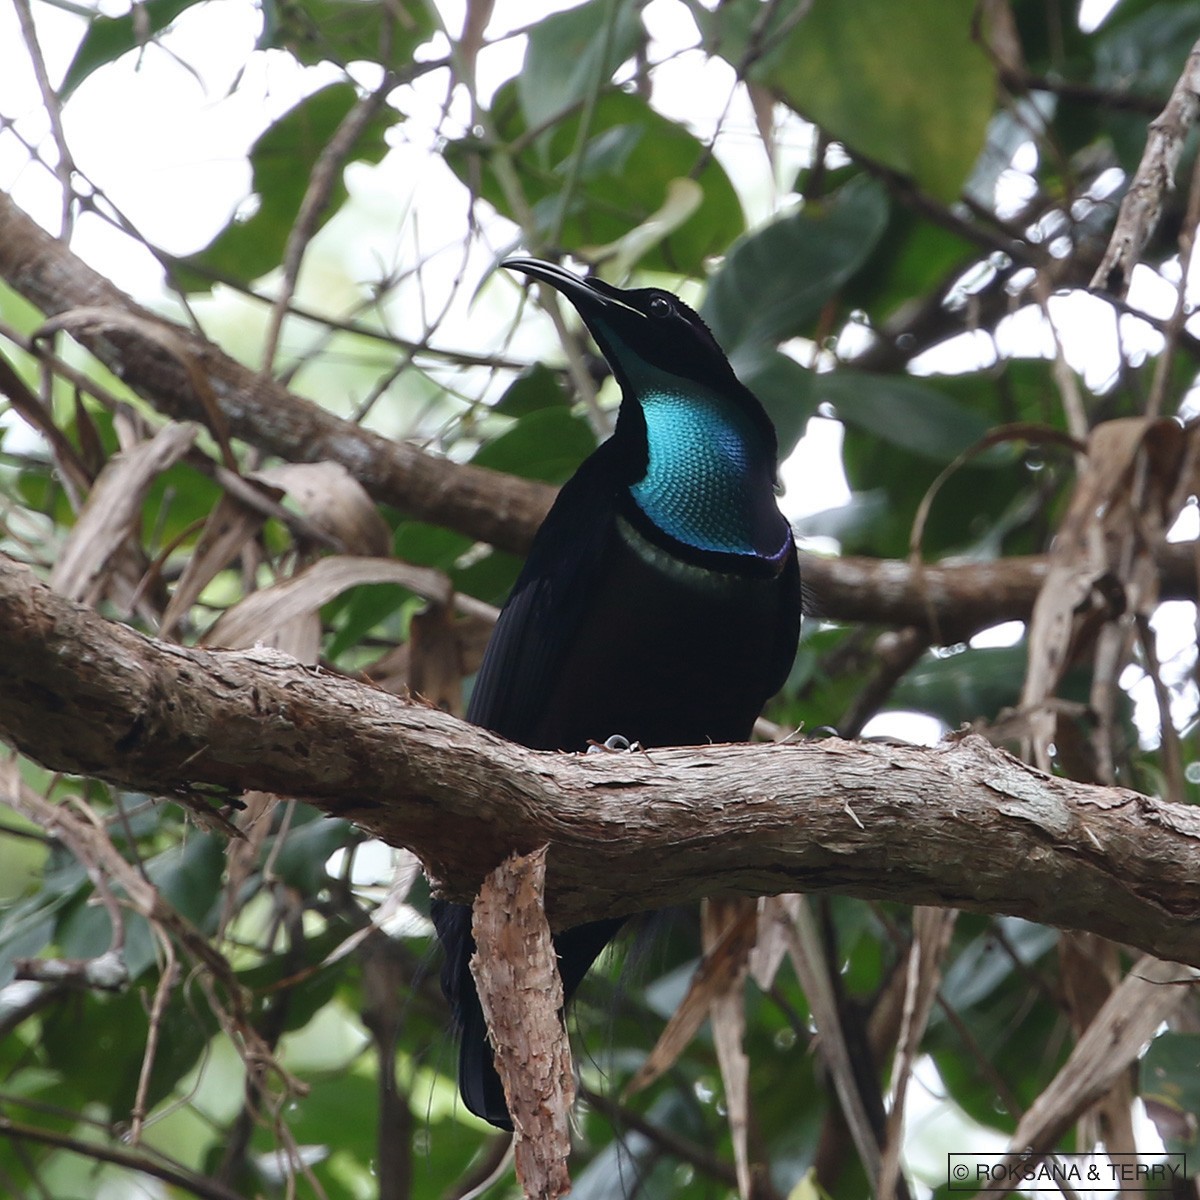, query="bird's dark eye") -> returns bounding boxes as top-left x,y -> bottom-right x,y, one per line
648,295 -> 673,318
